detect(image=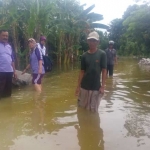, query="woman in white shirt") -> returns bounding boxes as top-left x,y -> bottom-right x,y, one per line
37,36 -> 46,56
